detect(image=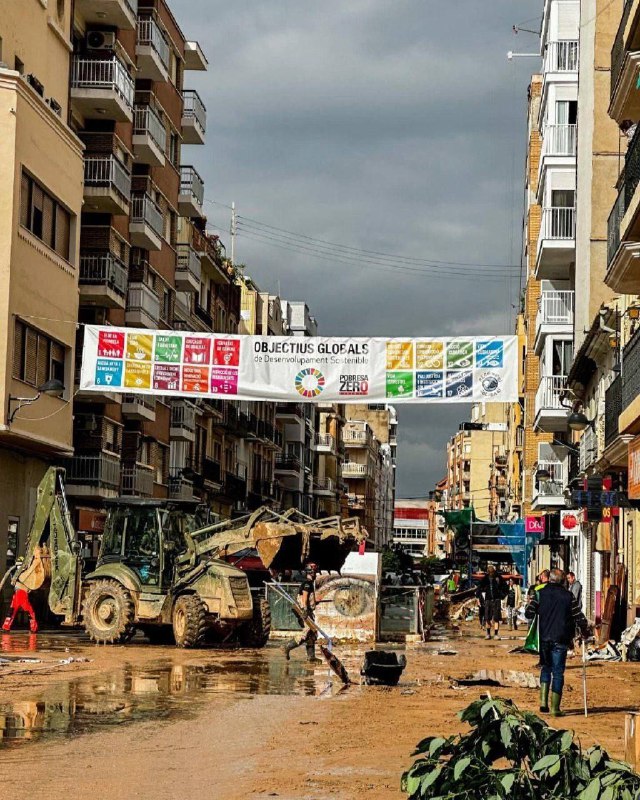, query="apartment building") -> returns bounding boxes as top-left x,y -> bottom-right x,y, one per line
0,1 -> 84,578
393,499 -> 433,561
446,404 -> 510,521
